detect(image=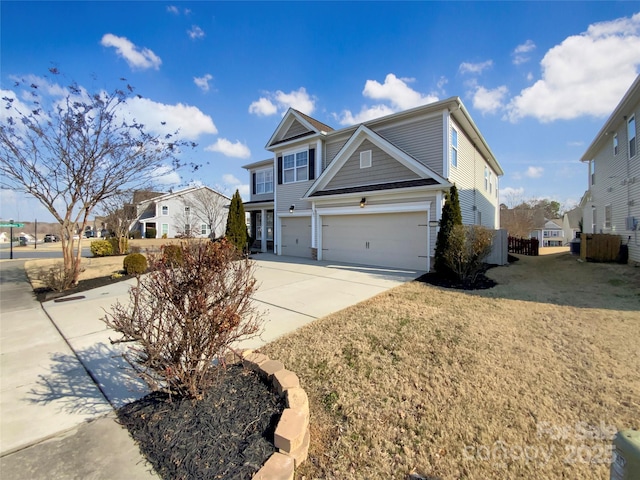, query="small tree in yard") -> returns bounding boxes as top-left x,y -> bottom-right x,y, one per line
0,69 -> 194,288
103,239 -> 262,399
225,189 -> 248,252
434,184 -> 462,276
444,225 -> 494,287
